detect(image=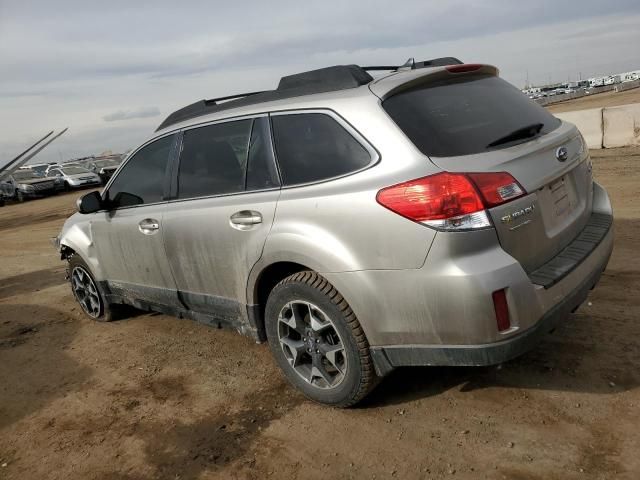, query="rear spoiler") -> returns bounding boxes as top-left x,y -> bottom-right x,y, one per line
369,64 -> 499,100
